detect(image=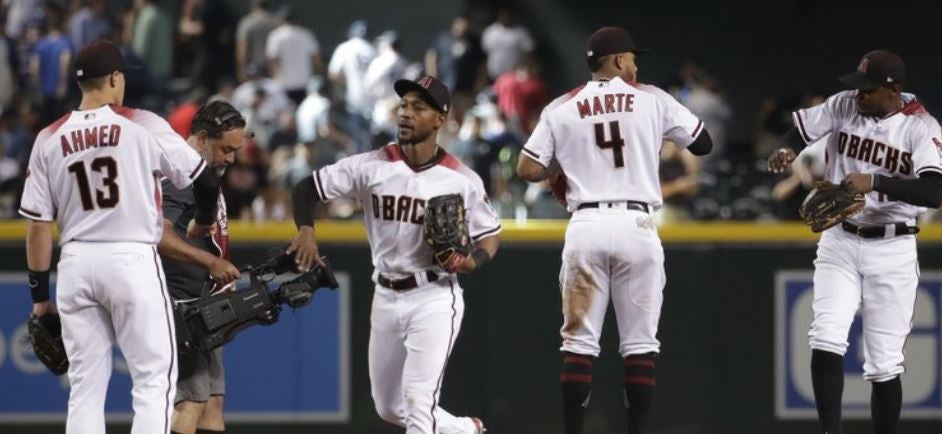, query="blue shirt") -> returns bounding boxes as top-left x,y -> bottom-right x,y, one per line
34,35 -> 72,96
